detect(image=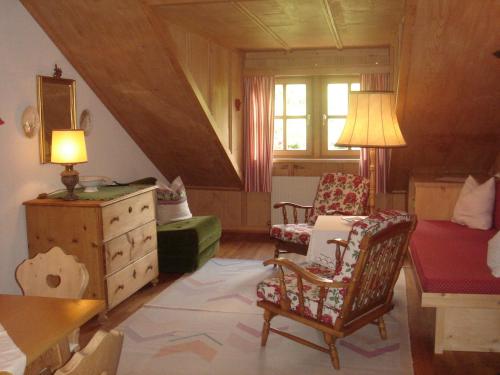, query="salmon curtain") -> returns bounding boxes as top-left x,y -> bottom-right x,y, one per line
359,73 -> 391,193
243,76 -> 275,192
